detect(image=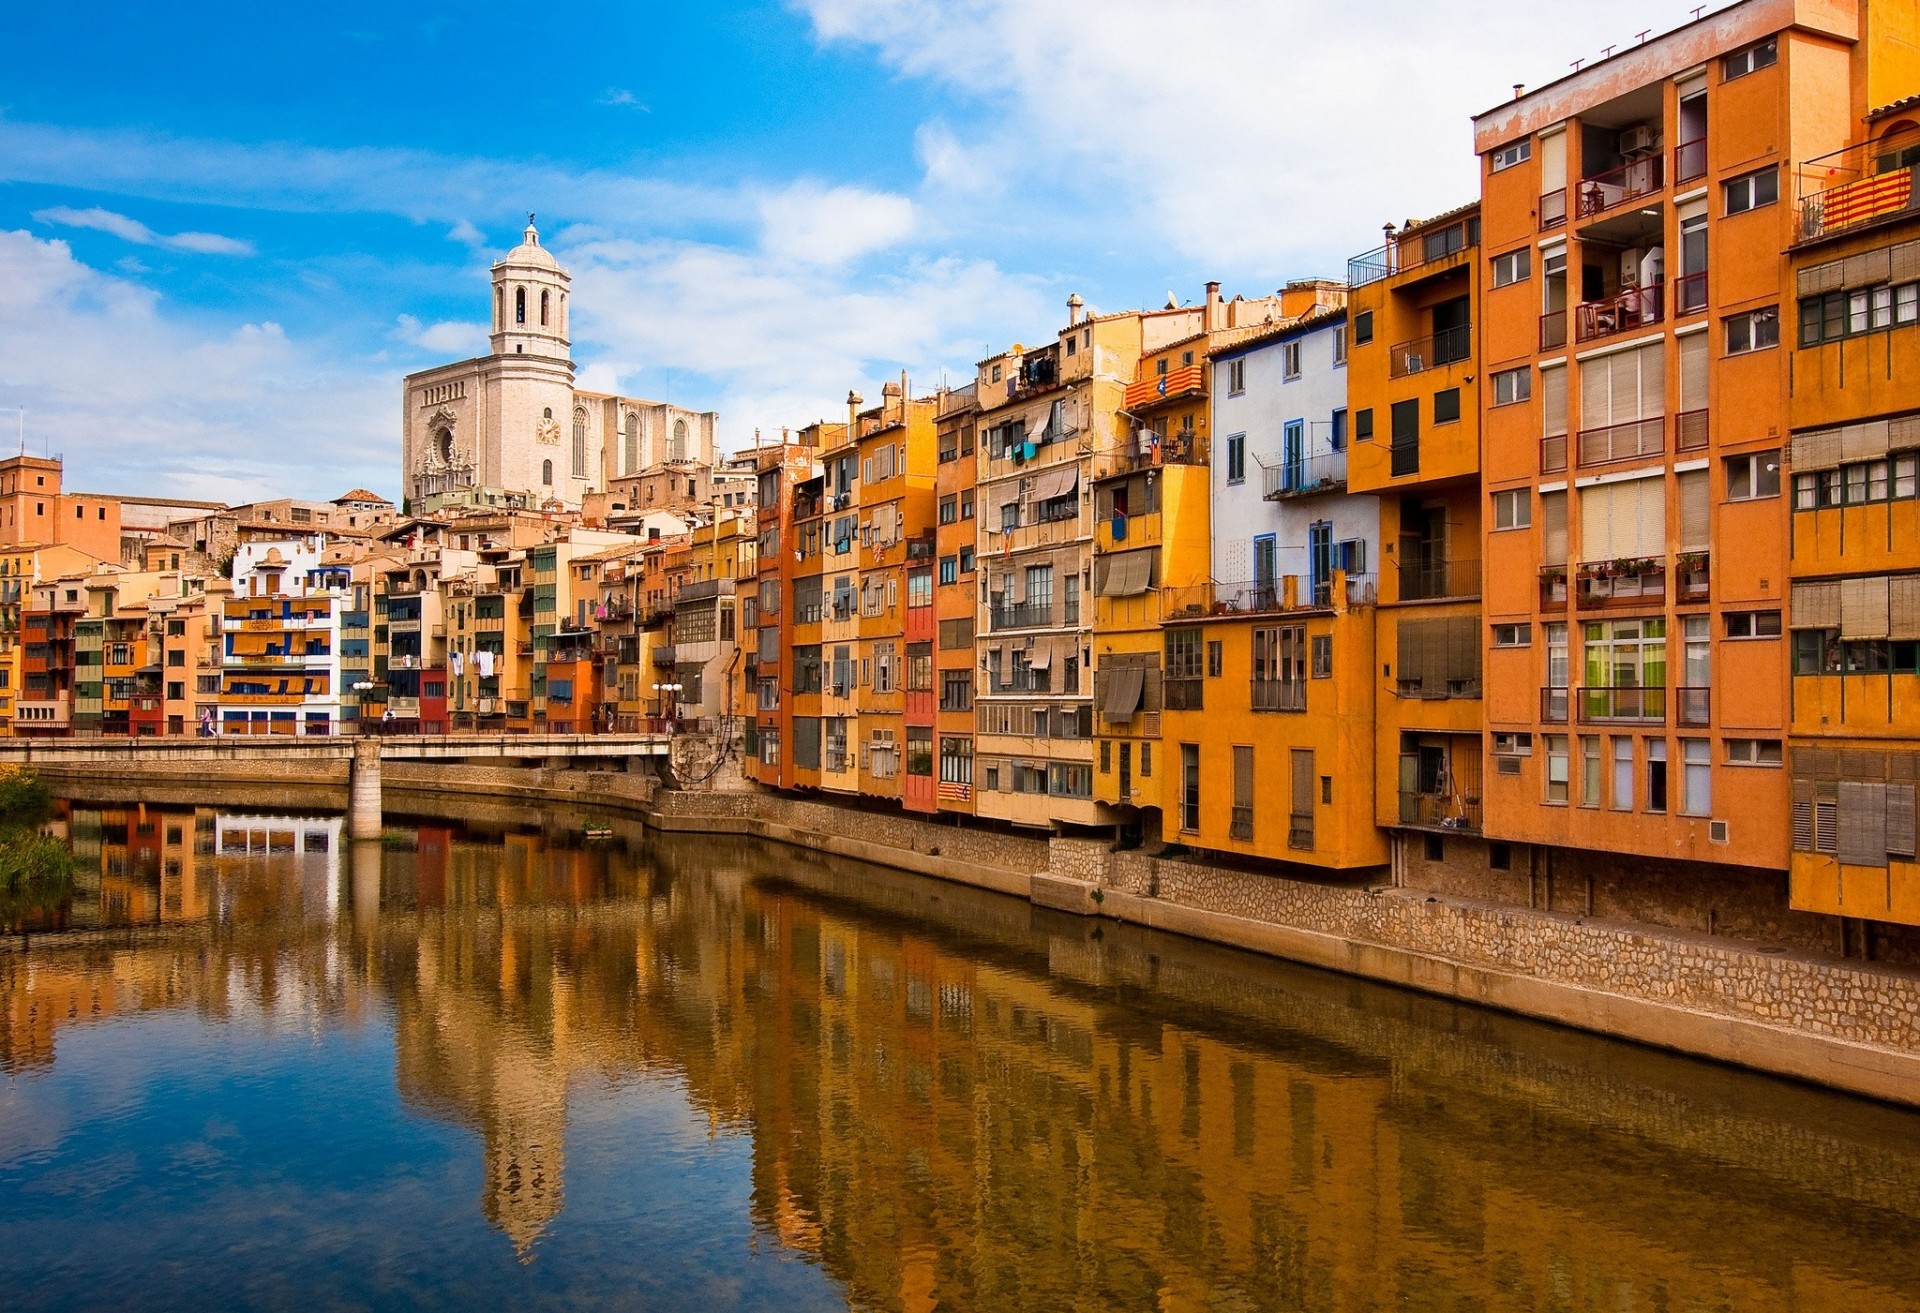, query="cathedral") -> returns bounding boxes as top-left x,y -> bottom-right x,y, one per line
400,218 -> 717,512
